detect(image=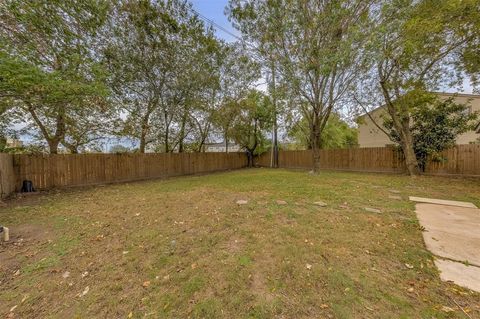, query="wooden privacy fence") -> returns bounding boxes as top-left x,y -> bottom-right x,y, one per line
256,144 -> 480,176
1,145 -> 479,198
11,152 -> 247,192
424,144 -> 480,176
0,153 -> 16,199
